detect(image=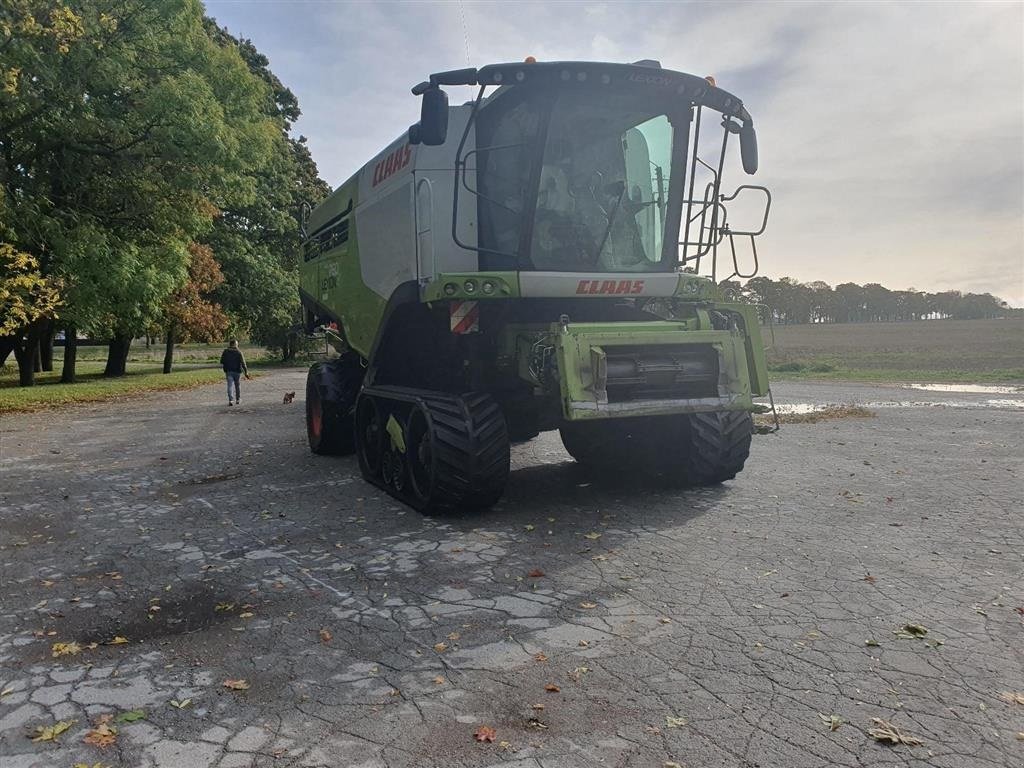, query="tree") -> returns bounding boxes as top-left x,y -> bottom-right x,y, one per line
161,243 -> 229,373
0,242 -> 61,385
1,1 -> 285,382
